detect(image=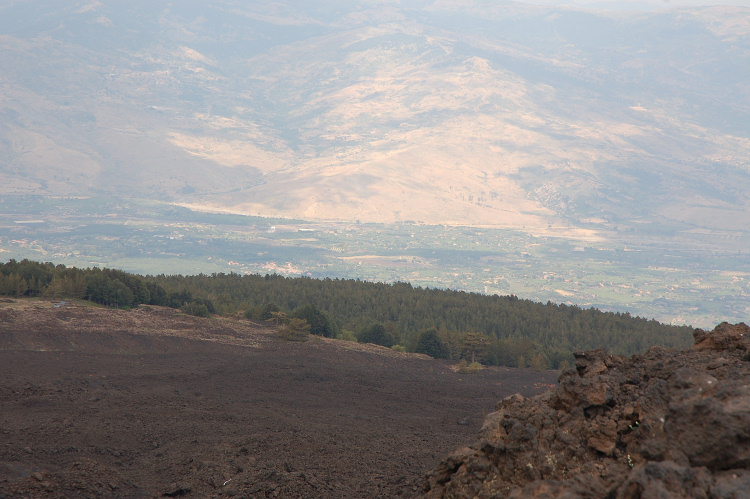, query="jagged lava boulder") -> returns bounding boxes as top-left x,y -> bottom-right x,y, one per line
422,322 -> 750,498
